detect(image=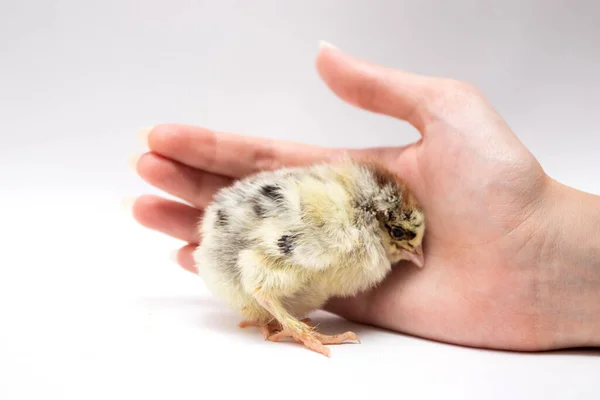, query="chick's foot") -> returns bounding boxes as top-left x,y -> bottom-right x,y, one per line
267,324 -> 360,357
